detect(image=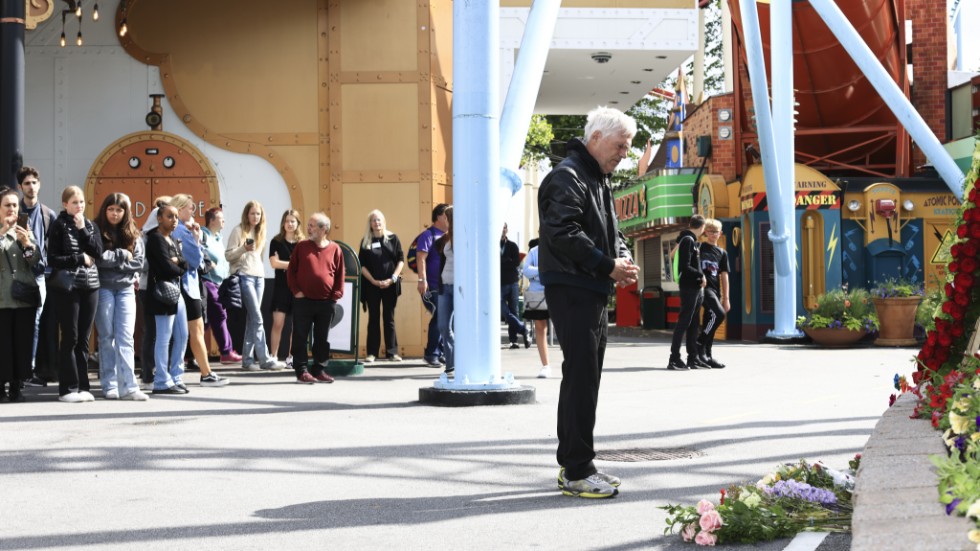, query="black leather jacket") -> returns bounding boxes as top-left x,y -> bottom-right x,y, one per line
538,138 -> 632,296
